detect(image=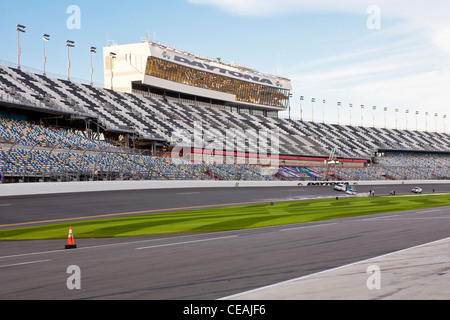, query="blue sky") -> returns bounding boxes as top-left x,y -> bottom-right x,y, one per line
0,0 -> 449,132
